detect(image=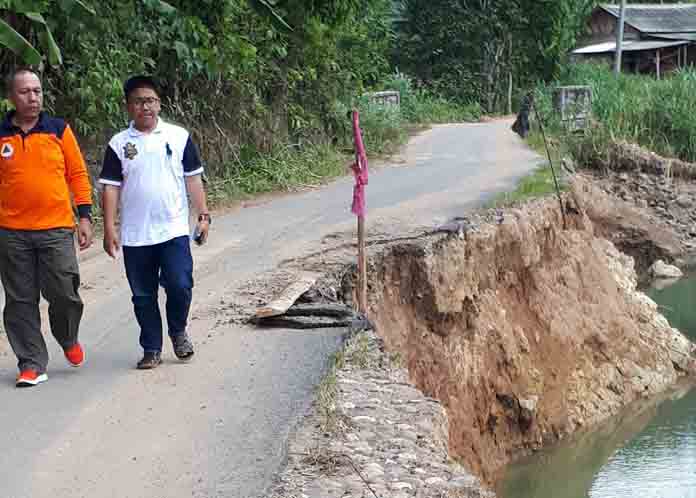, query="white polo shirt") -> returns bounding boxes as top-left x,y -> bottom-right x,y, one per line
98,118 -> 204,247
